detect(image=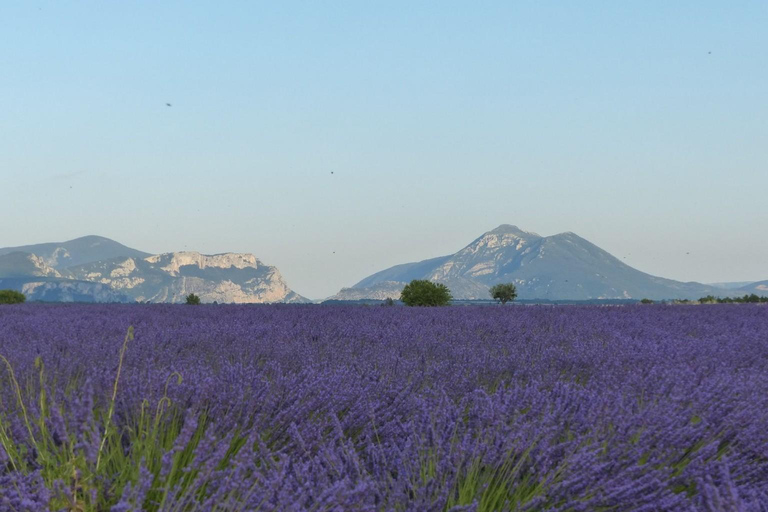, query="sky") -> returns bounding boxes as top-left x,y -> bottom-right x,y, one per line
1,1 -> 767,299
